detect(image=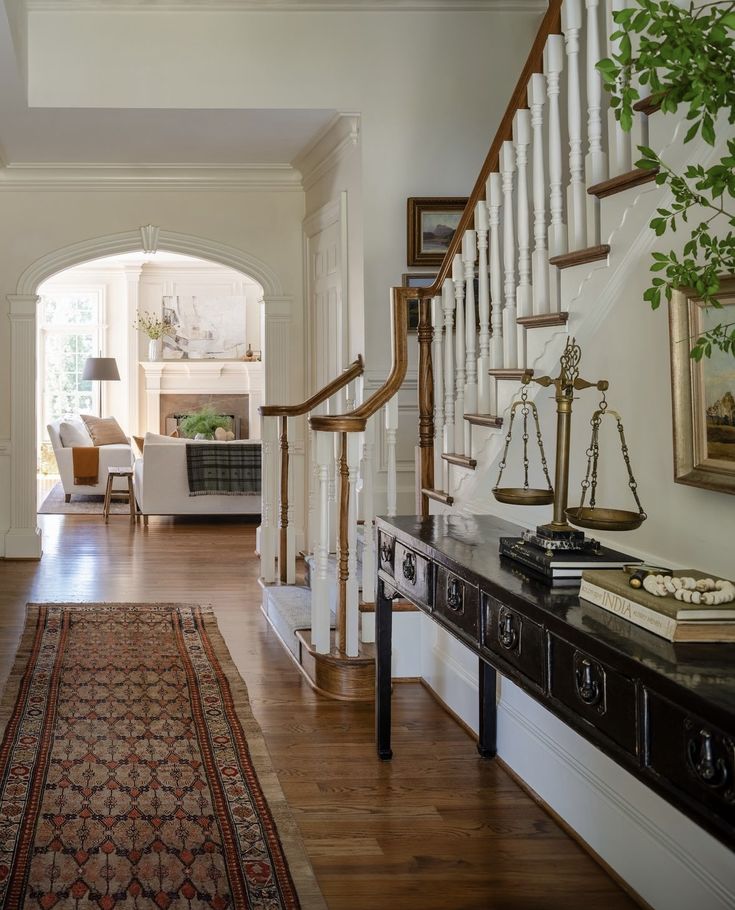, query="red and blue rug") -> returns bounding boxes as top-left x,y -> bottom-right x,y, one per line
0,604 -> 325,909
